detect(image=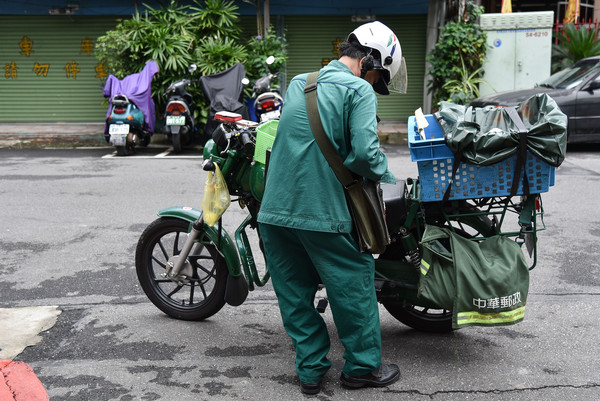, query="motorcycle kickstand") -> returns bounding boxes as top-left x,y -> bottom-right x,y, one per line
316,298 -> 329,314
315,283 -> 328,313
